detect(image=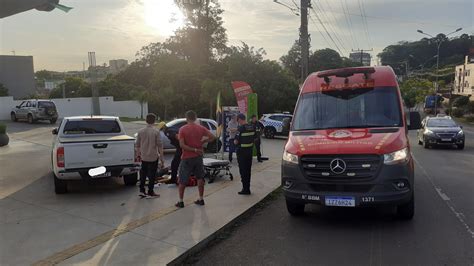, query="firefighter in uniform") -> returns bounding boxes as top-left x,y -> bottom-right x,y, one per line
234,113 -> 256,195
